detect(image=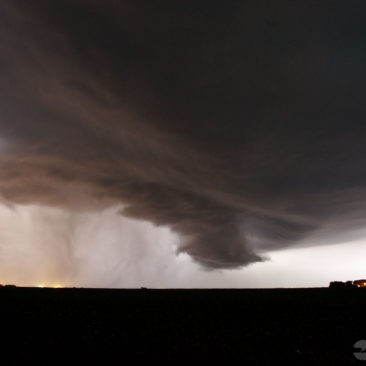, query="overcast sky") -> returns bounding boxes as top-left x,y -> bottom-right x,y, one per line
0,1 -> 365,287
